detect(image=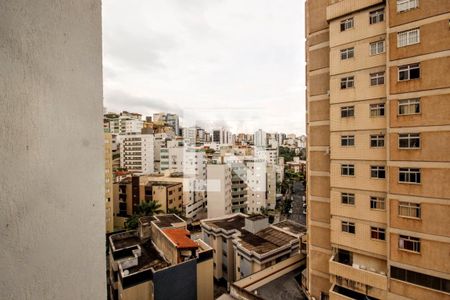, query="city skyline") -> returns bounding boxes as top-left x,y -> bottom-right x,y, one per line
104,109 -> 305,136
103,0 -> 306,135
